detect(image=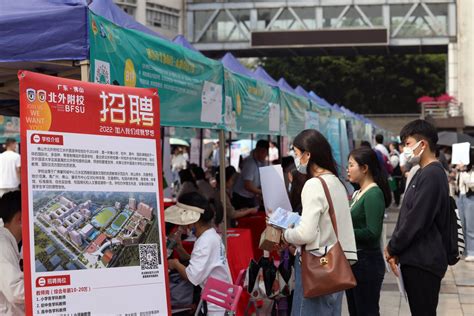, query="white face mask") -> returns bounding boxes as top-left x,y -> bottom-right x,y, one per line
403,141 -> 424,165
294,154 -> 308,174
